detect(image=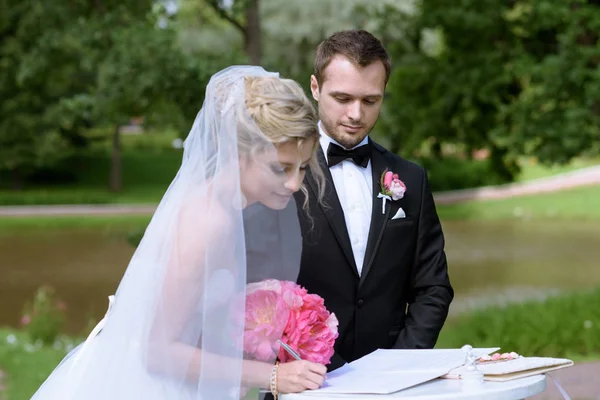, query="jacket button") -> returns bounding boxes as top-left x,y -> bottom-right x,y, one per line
357,299 -> 364,308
